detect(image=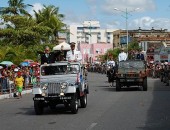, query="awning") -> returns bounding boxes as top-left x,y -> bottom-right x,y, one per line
53,41 -> 71,51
